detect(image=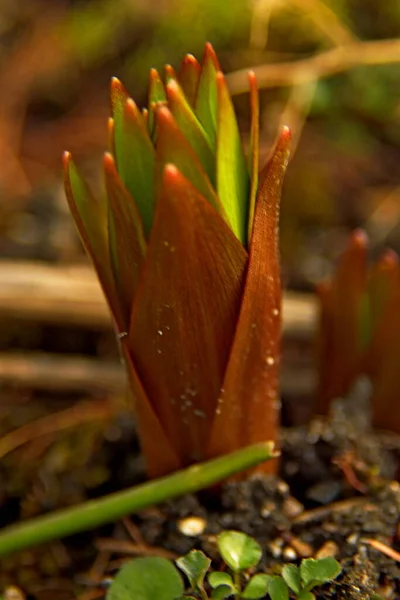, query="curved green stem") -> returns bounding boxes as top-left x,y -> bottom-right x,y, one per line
0,442 -> 276,557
